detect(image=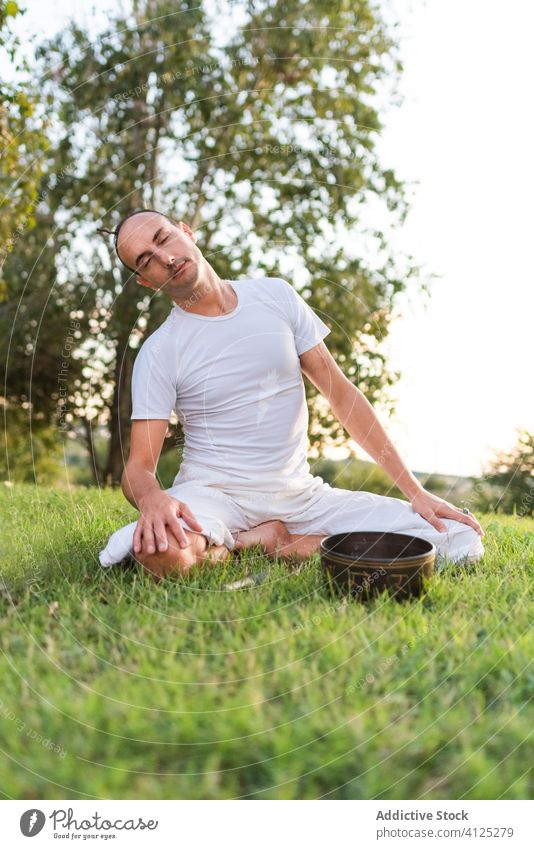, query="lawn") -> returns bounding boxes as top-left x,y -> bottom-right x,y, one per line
0,483 -> 532,800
